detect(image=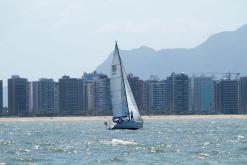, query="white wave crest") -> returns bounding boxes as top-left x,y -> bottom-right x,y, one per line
100,139 -> 138,145
237,135 -> 245,140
